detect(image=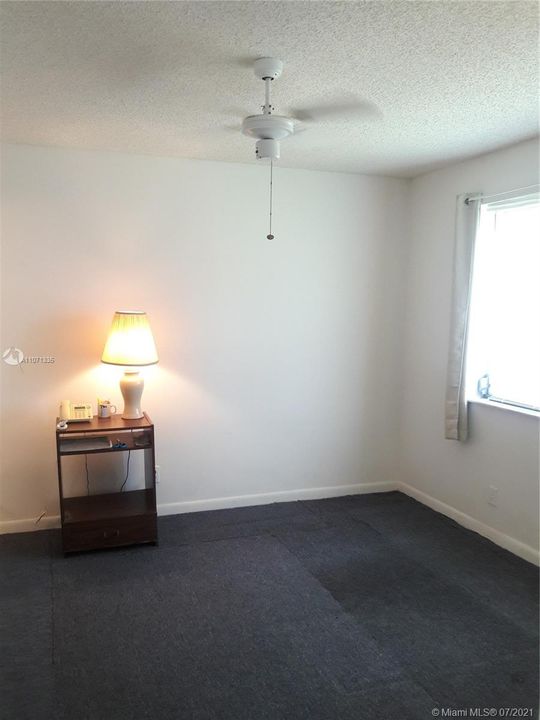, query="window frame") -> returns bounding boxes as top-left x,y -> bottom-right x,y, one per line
465,188 -> 540,417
